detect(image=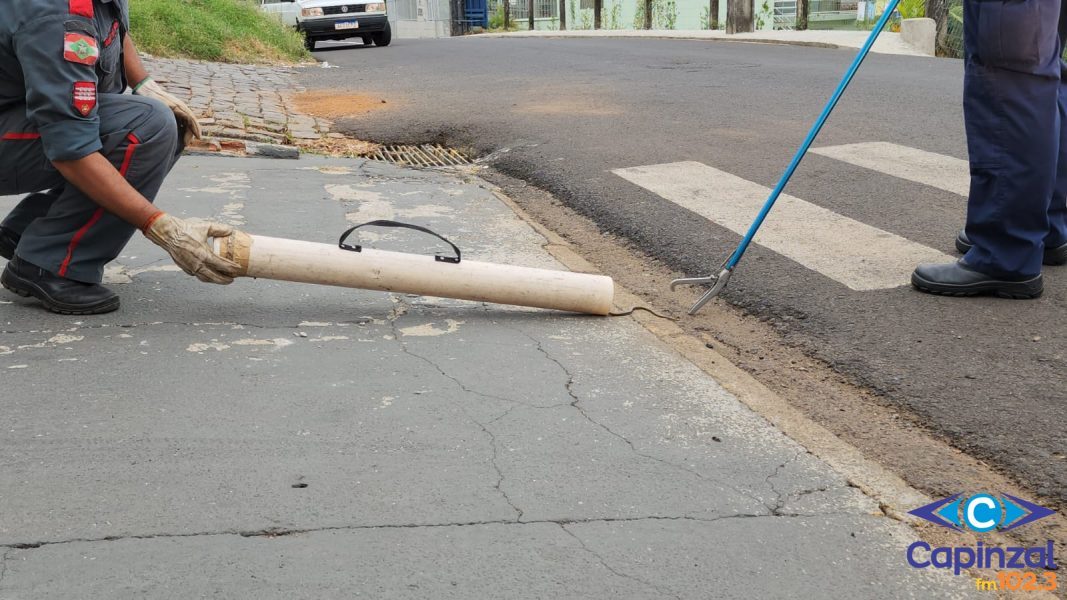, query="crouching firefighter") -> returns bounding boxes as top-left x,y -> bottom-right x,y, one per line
0,0 -> 239,315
